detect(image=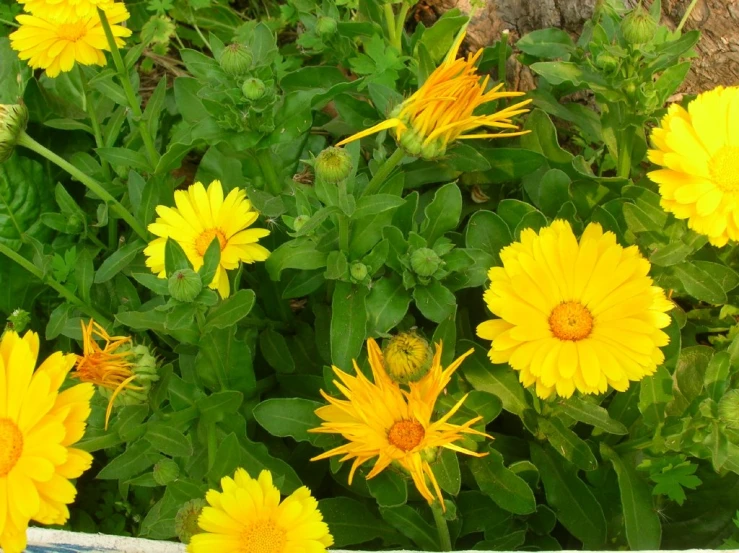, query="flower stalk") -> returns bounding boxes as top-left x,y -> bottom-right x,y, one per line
431,501 -> 452,551
362,147 -> 406,197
